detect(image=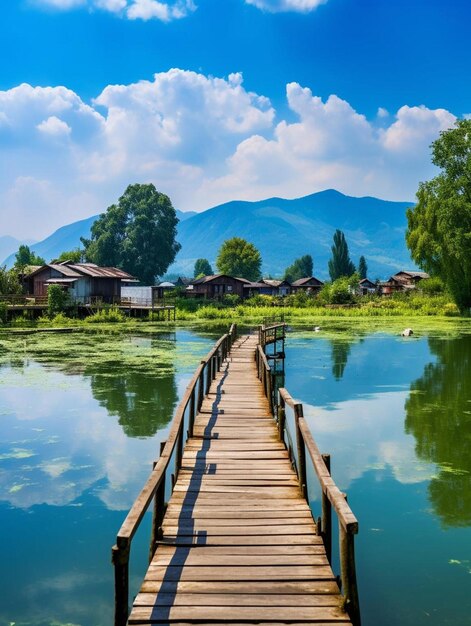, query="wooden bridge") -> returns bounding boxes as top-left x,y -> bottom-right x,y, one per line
113,324 -> 361,626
